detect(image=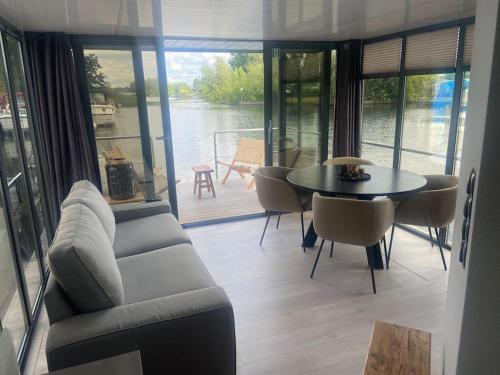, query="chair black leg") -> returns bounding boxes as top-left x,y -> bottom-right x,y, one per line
276,213 -> 281,229
387,224 -> 395,268
382,236 -> 388,269
330,241 -> 334,258
300,212 -> 306,252
260,212 -> 271,246
367,246 -> 377,294
310,239 -> 324,279
434,228 -> 448,271
428,226 -> 434,247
